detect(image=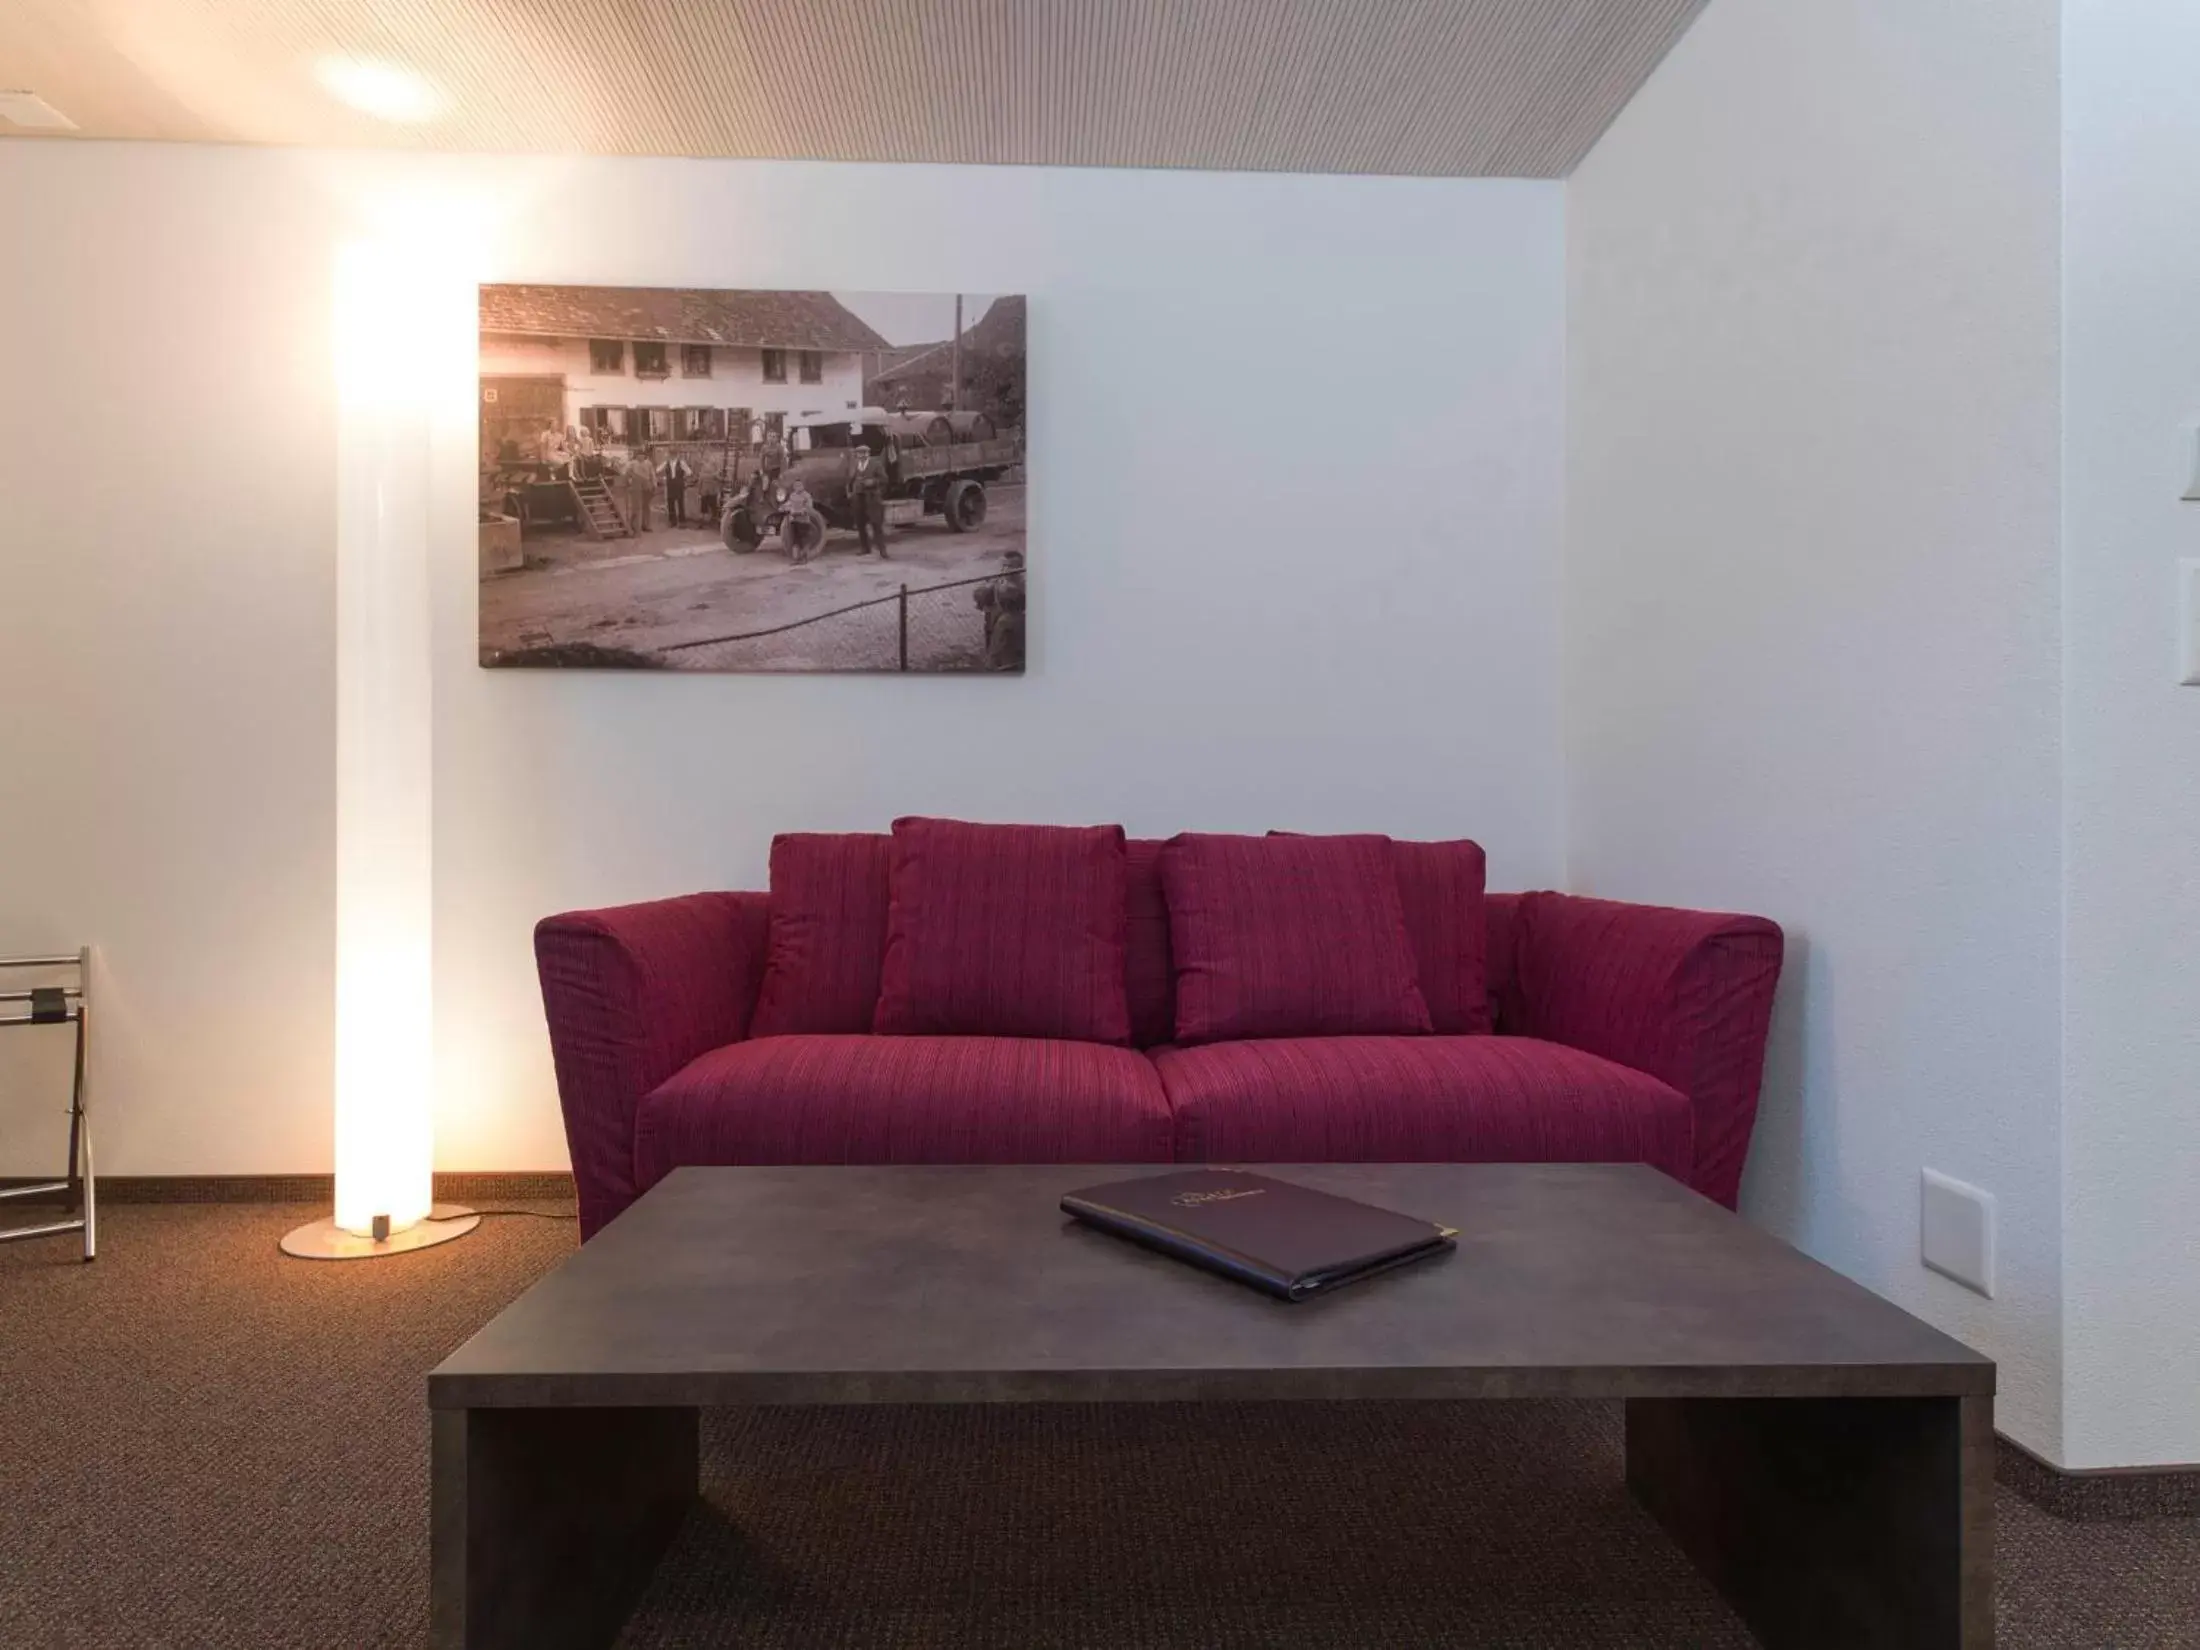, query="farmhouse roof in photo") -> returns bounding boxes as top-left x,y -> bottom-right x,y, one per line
480,286 -> 890,353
